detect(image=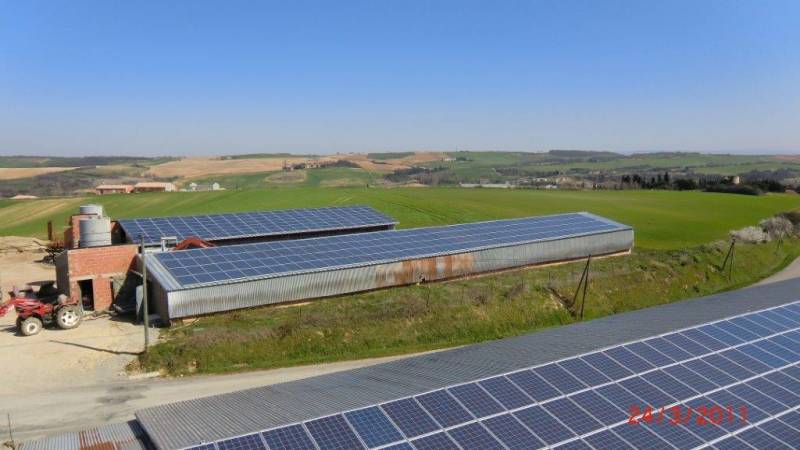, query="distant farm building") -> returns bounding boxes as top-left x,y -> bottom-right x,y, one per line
95,184 -> 134,195
10,194 -> 38,200
133,182 -> 176,193
187,182 -> 222,191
